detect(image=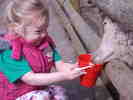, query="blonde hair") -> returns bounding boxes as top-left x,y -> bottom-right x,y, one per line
5,0 -> 49,34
